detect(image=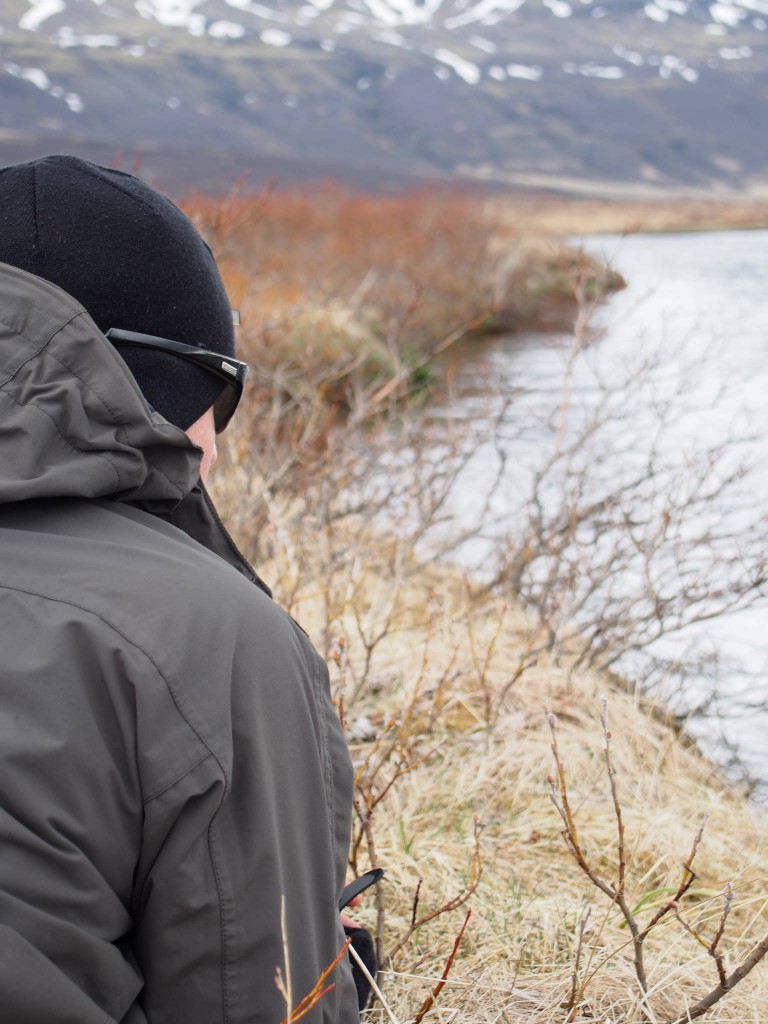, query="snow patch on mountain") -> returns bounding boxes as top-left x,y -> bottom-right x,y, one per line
655,0 -> 690,13
613,43 -> 645,64
360,0 -> 445,27
261,28 -> 292,44
719,42 -> 753,54
209,19 -> 246,37
444,0 -> 526,30
225,0 -> 281,19
469,34 -> 497,52
20,64 -> 50,88
432,47 -> 481,83
135,0 -> 206,35
645,4 -> 670,21
372,29 -> 409,46
733,0 -> 768,13
544,0 -> 573,18
507,62 -> 543,79
2,57 -> 83,112
53,26 -> 121,47
564,61 -> 625,77
709,1 -> 746,24
19,0 -> 66,32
